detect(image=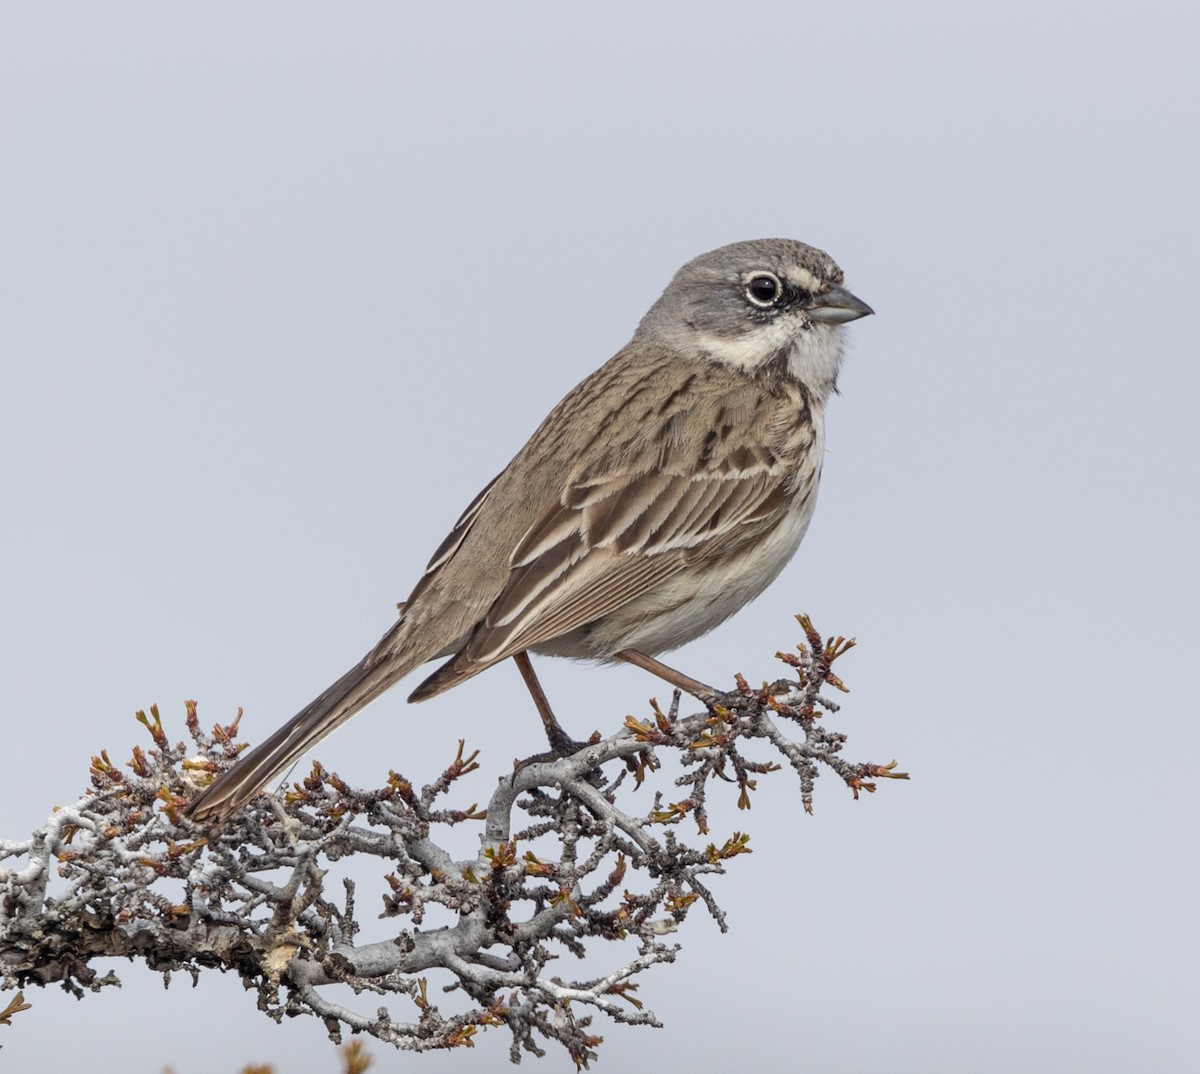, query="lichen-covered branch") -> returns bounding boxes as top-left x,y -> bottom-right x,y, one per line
0,617 -> 905,1067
